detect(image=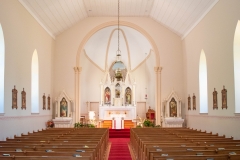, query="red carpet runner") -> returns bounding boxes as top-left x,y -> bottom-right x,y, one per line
109,129 -> 130,138
108,129 -> 132,160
